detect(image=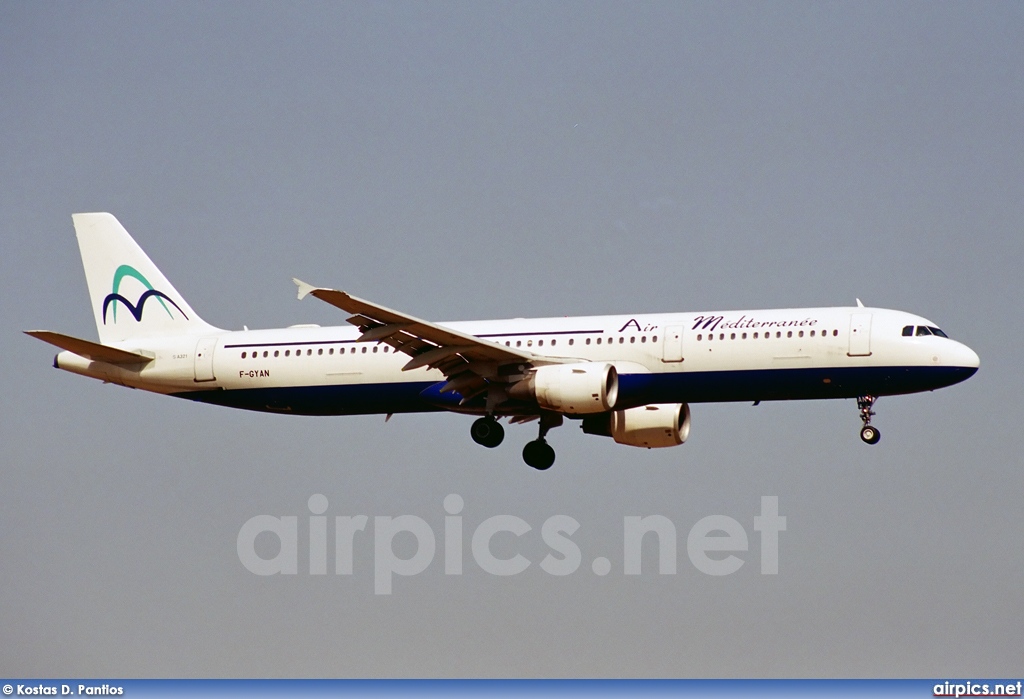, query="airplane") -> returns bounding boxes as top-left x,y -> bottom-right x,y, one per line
27,213 -> 980,470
